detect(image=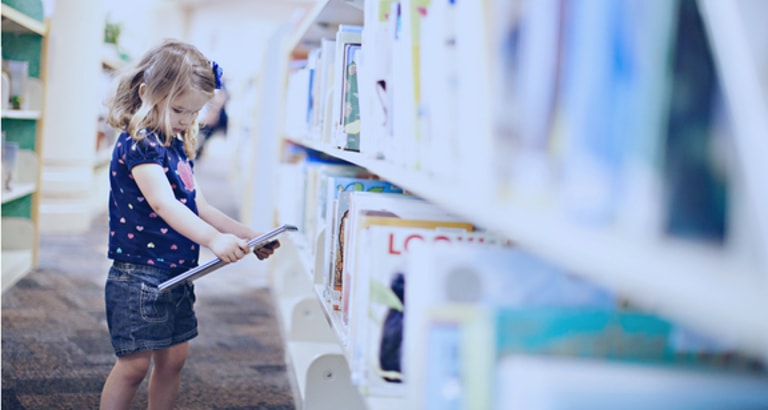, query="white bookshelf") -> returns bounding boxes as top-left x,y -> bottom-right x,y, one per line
262,0 -> 768,408
286,136 -> 768,359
